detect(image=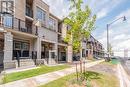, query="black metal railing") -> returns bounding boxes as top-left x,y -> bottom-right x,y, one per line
0,16 -> 37,35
